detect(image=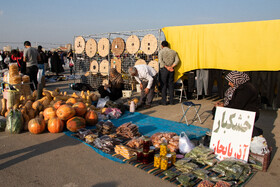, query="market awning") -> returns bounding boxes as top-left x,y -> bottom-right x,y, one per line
162,19 -> 280,81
